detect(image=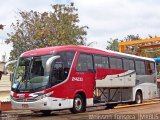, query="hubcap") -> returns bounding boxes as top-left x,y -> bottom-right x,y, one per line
74,98 -> 82,111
